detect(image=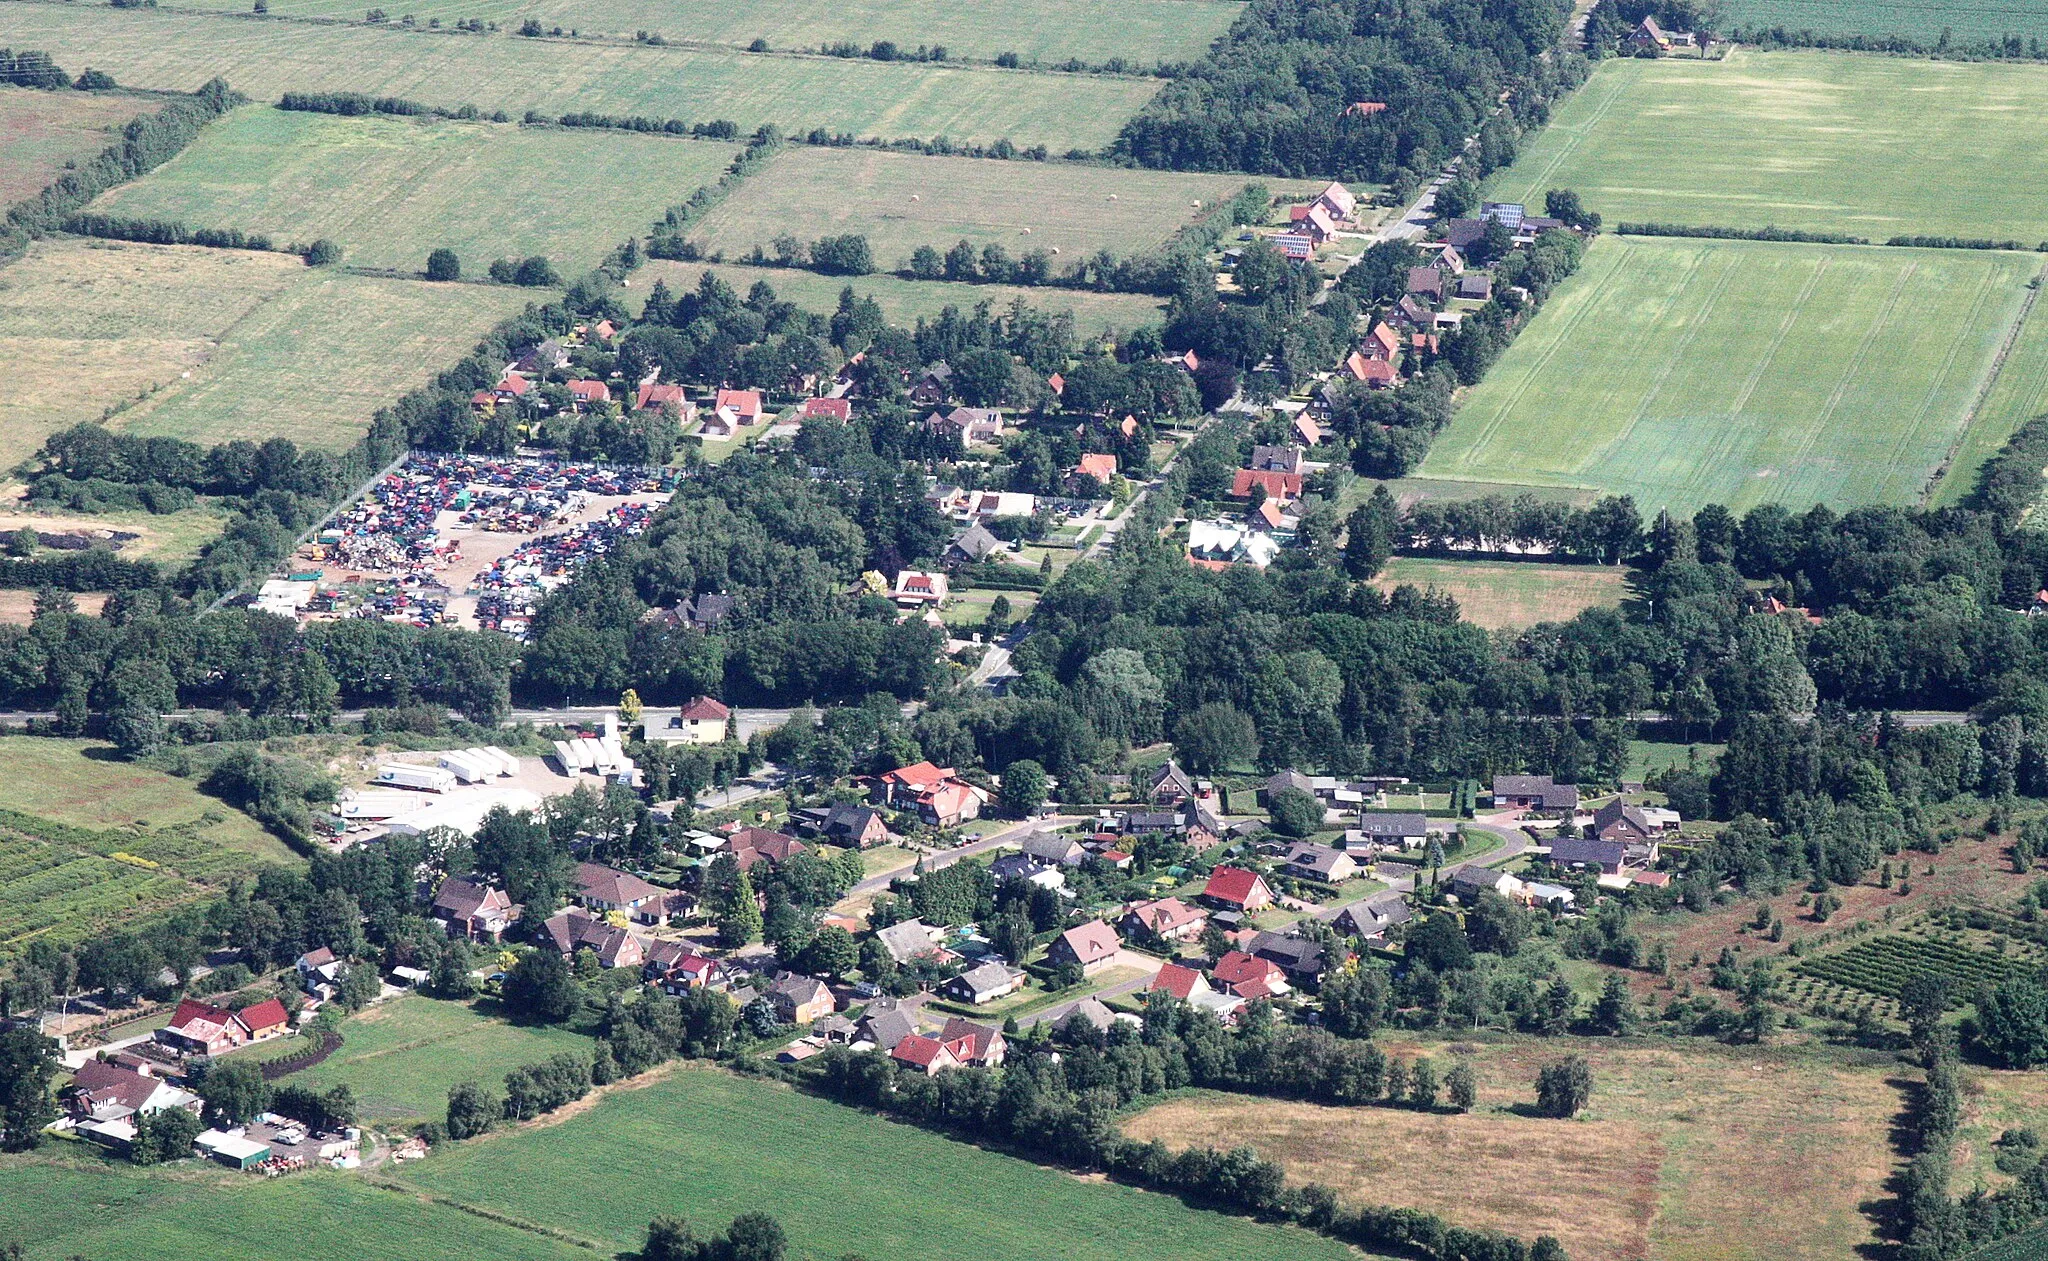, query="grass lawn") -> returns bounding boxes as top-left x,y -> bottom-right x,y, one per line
0,238 -> 528,456
1930,277 -> 2048,509
1125,1037 -> 1914,1261
635,259 -> 1164,333
1371,557 -> 1632,629
689,147 -> 1268,270
0,6 -> 1164,151
0,84 -> 156,204
1483,51 -> 2048,244
0,1159 -> 587,1261
1414,235 -> 2048,514
155,0 -> 1244,65
397,1065 -> 1367,1260
942,588 -> 1036,627
93,105 -> 738,275
1625,739 -> 1722,780
860,842 -> 920,878
0,737 -> 297,956
1715,0 -> 2048,47
268,994 -> 596,1123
